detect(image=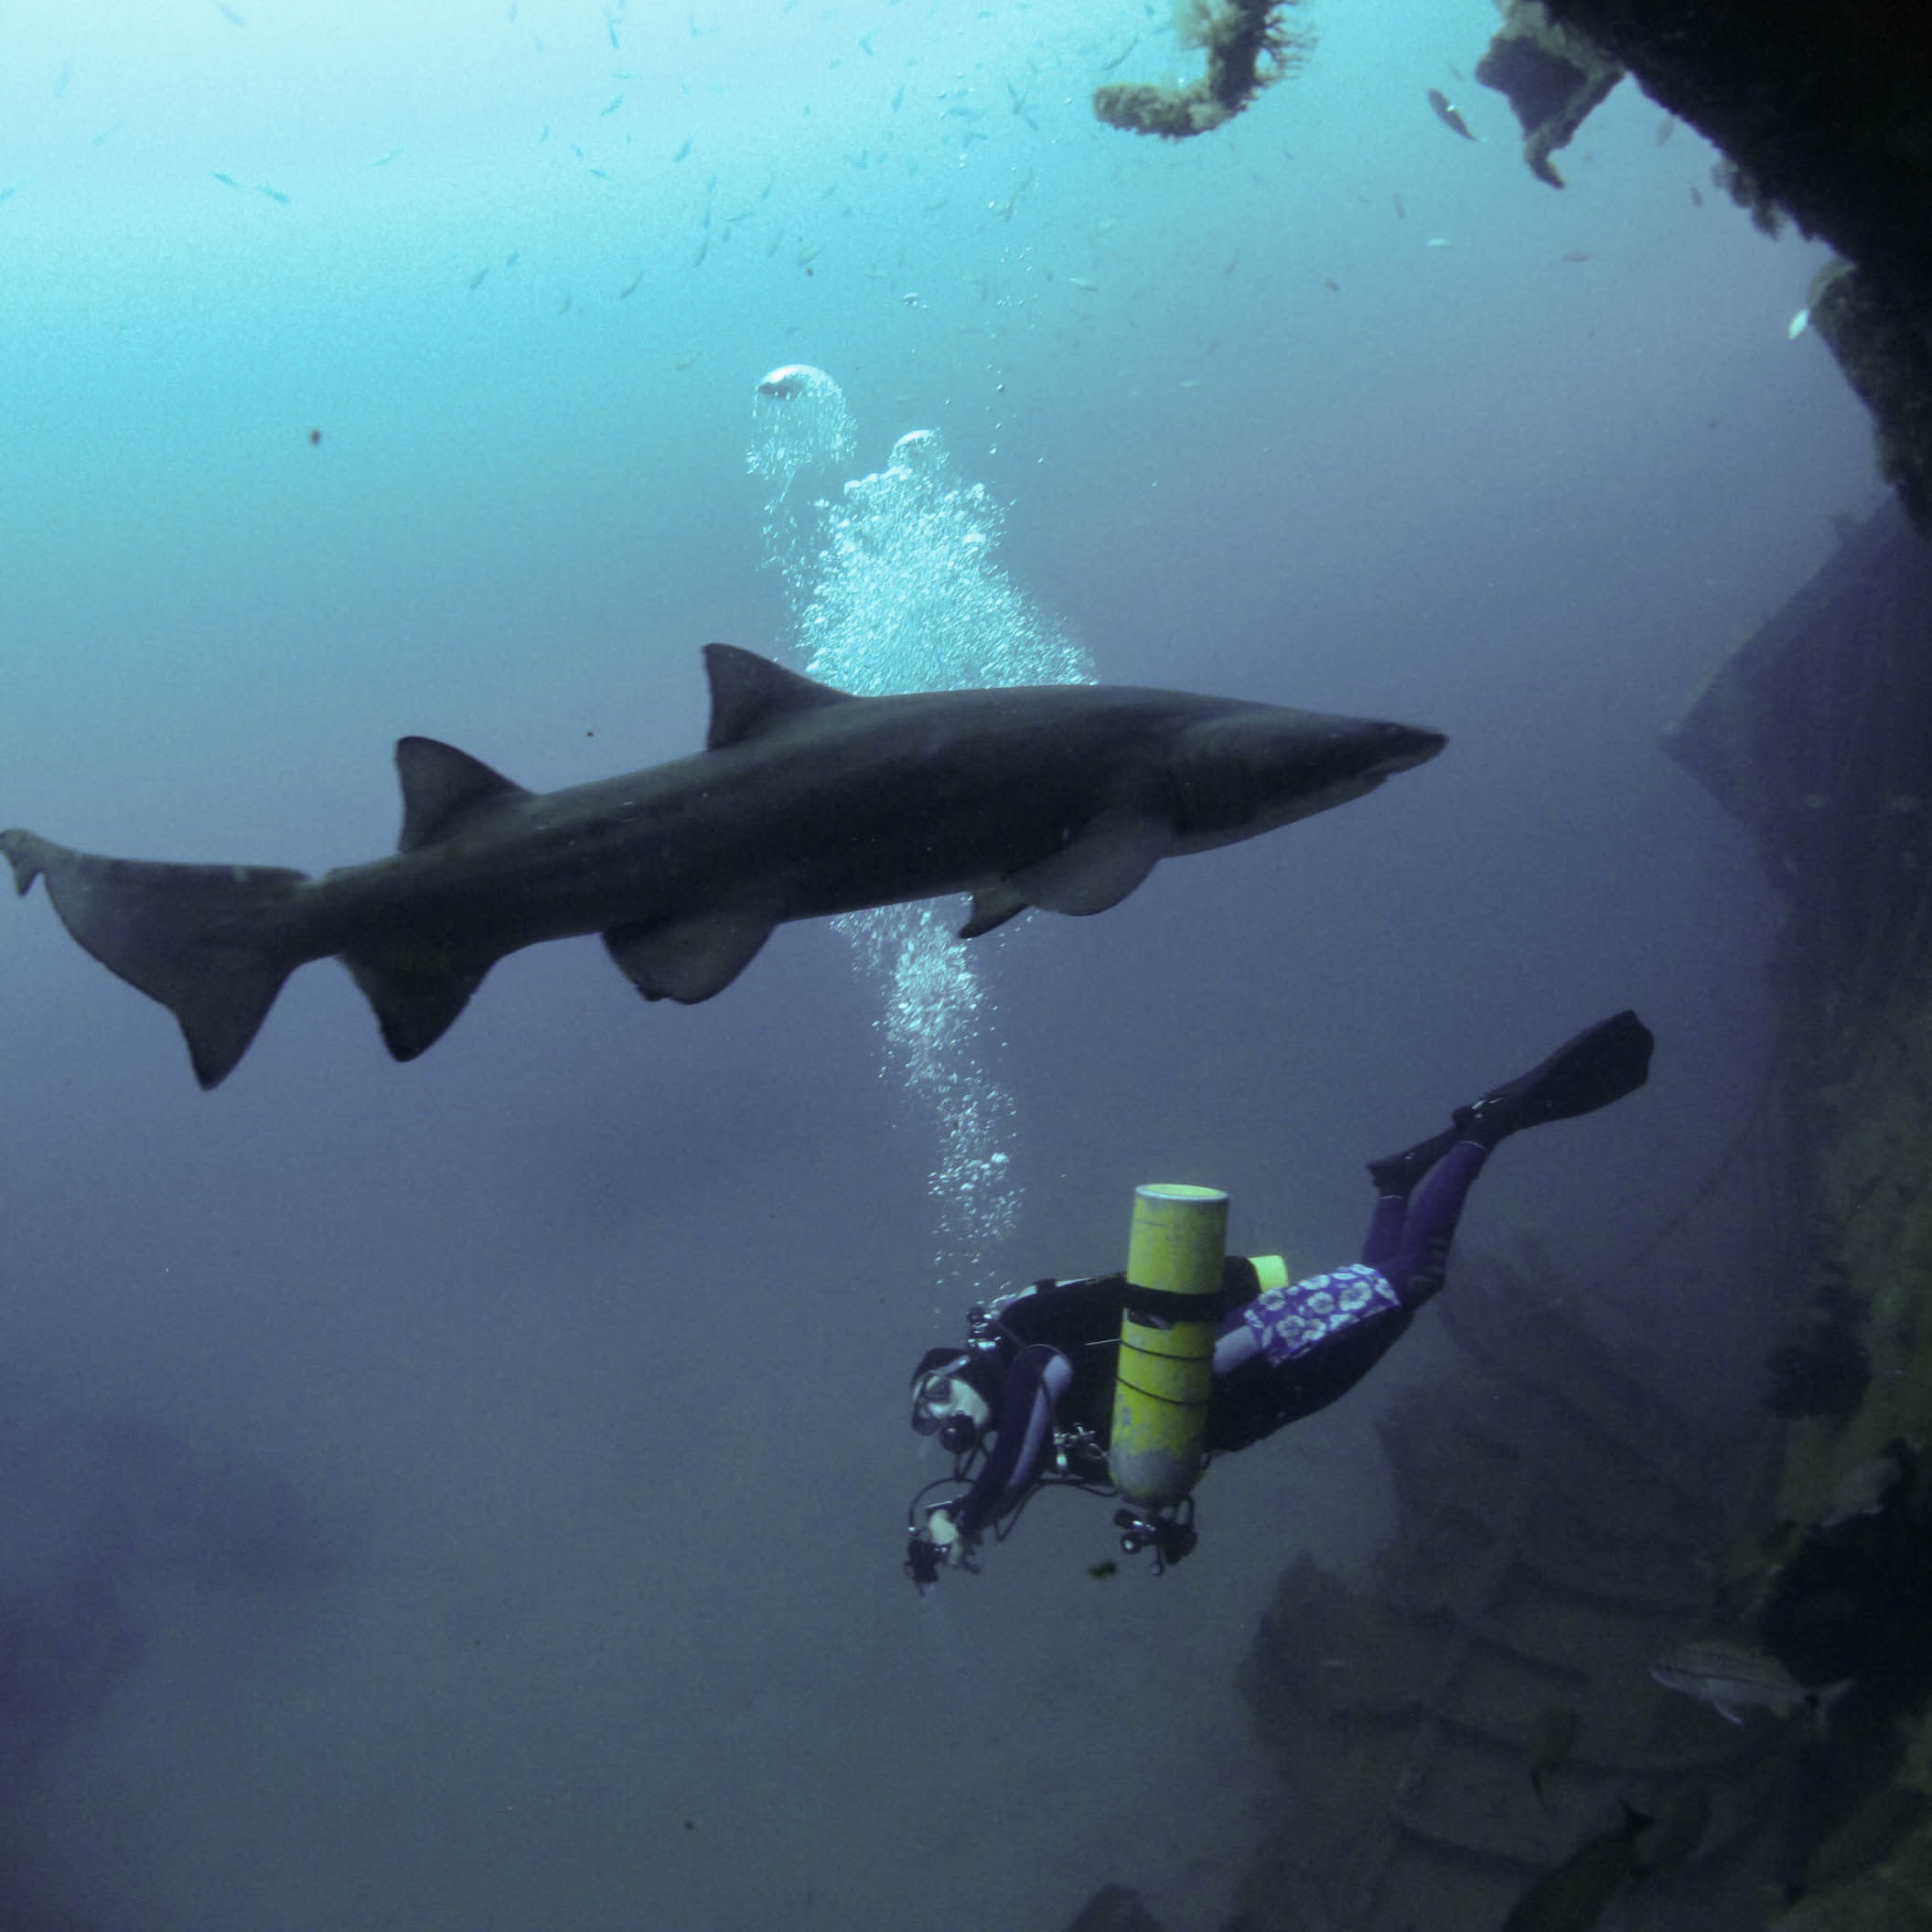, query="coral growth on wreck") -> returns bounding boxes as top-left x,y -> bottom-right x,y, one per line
1092,0 -> 1314,138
